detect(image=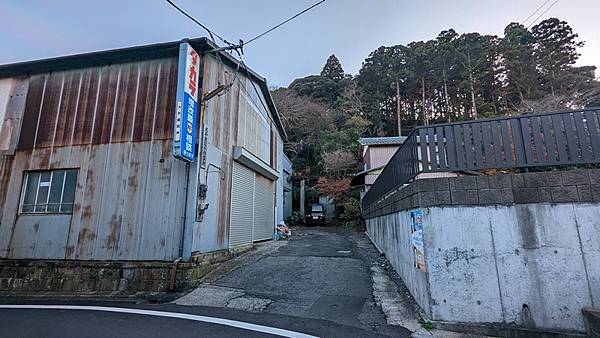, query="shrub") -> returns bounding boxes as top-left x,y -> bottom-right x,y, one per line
286,211 -> 305,227
338,197 -> 364,229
